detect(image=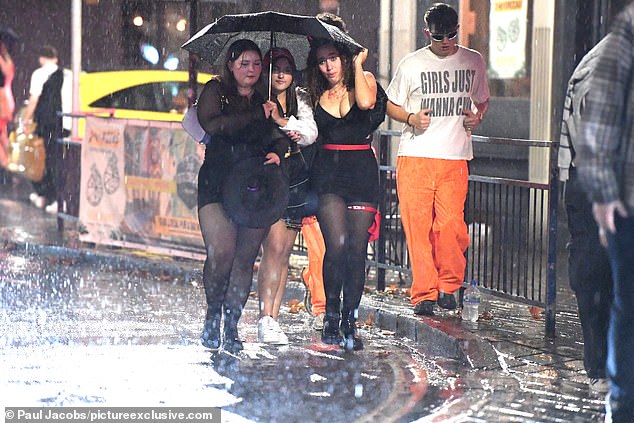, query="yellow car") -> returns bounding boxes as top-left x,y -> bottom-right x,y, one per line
80,69 -> 215,122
